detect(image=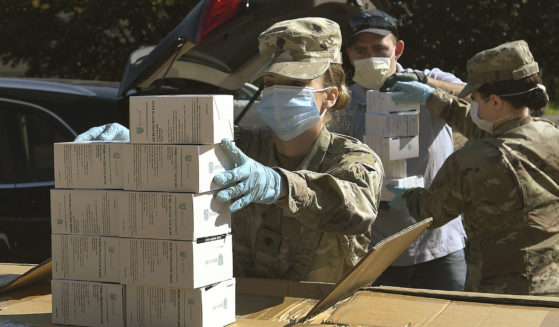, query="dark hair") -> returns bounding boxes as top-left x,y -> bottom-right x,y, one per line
323,63 -> 350,111
477,74 -> 549,116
